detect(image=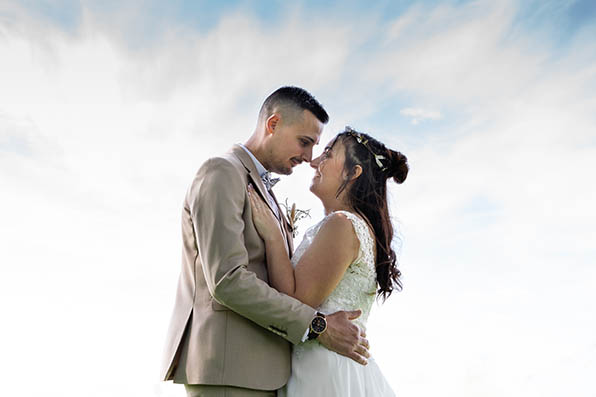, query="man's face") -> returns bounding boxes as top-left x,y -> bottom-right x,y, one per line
267,109 -> 324,175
